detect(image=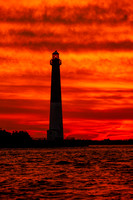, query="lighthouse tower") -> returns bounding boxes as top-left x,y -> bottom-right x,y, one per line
47,51 -> 63,141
